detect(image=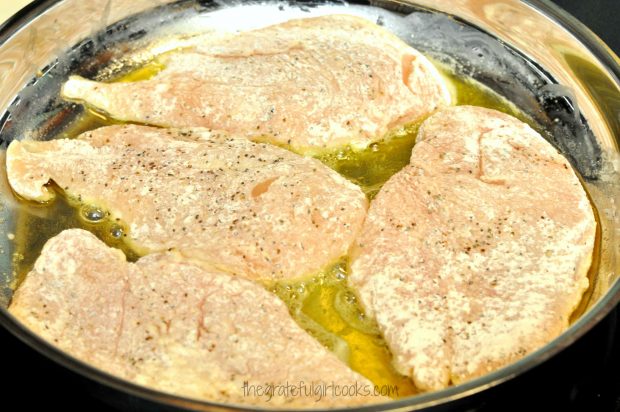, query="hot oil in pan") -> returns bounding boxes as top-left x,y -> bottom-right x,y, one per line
316,64 -> 535,199
9,58 -> 600,397
271,259 -> 417,396
11,186 -> 141,289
